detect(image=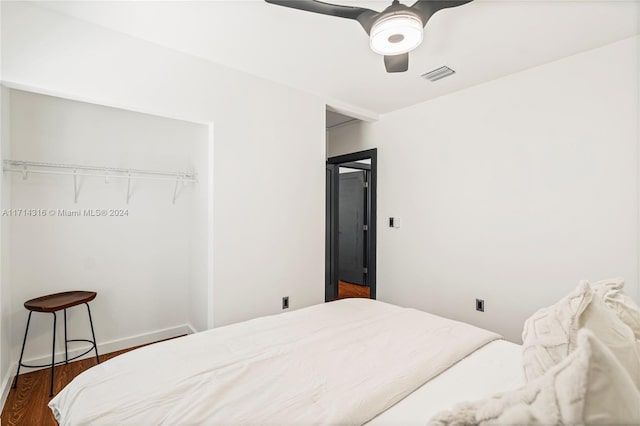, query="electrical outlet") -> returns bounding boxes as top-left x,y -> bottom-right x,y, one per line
389,217 -> 401,228
282,296 -> 289,310
476,298 -> 484,312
